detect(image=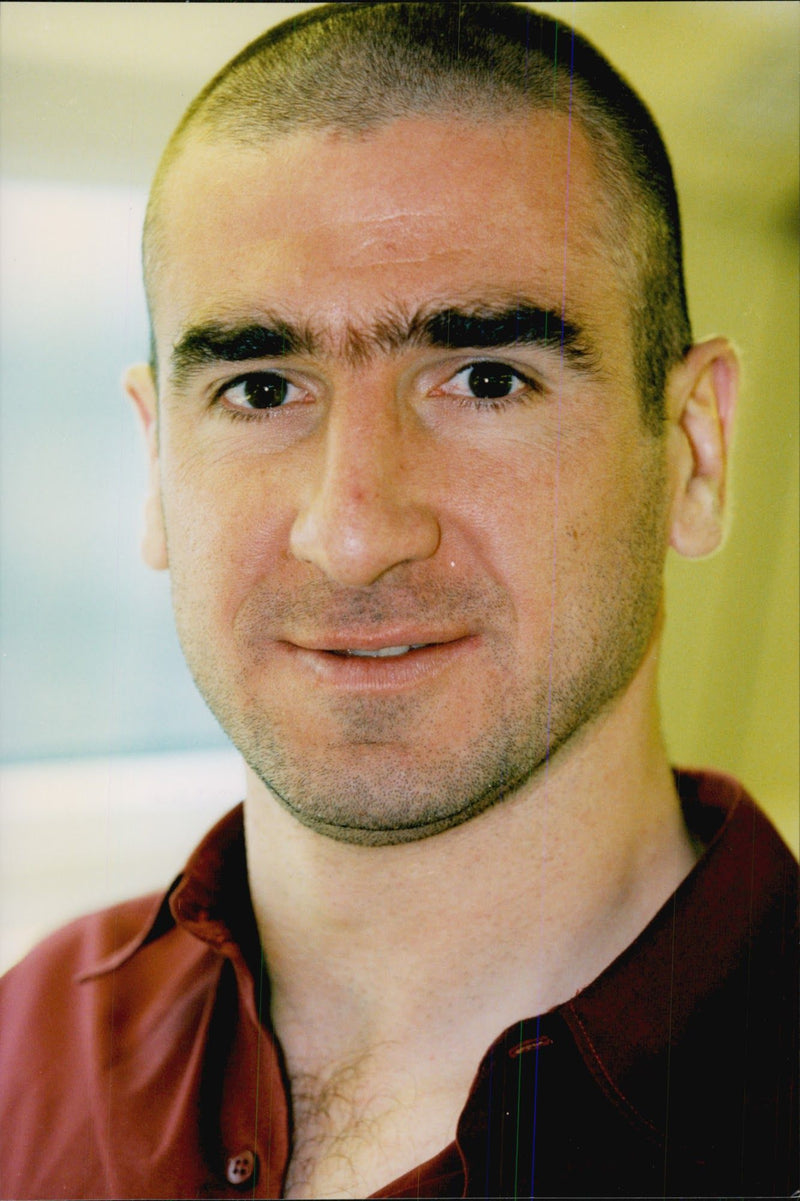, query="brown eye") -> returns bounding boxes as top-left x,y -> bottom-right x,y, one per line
220,372 -> 297,410
440,360 -> 538,407
464,362 -> 517,399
